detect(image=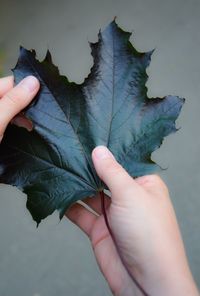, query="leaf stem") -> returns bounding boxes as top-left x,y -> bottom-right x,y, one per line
100,190 -> 149,296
